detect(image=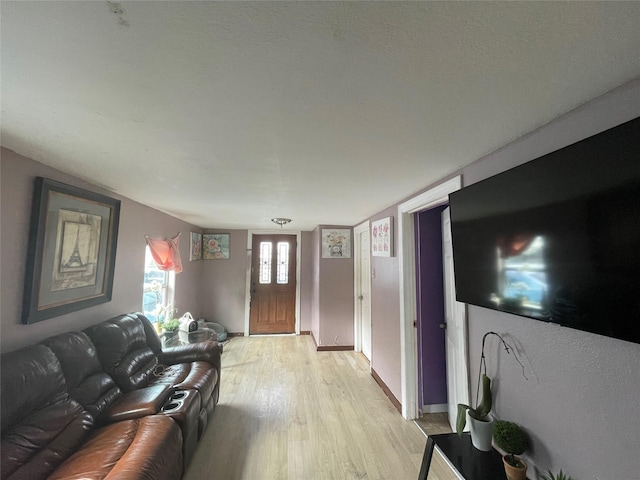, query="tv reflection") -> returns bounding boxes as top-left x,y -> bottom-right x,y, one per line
491,235 -> 549,317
